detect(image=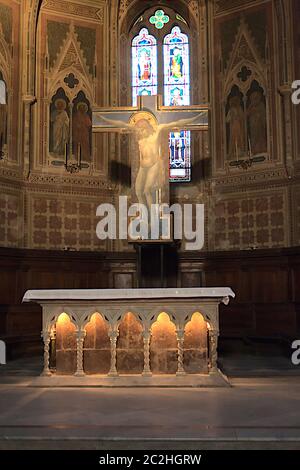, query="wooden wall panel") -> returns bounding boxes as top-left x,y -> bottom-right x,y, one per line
251,267 -> 289,303
0,246 -> 300,358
